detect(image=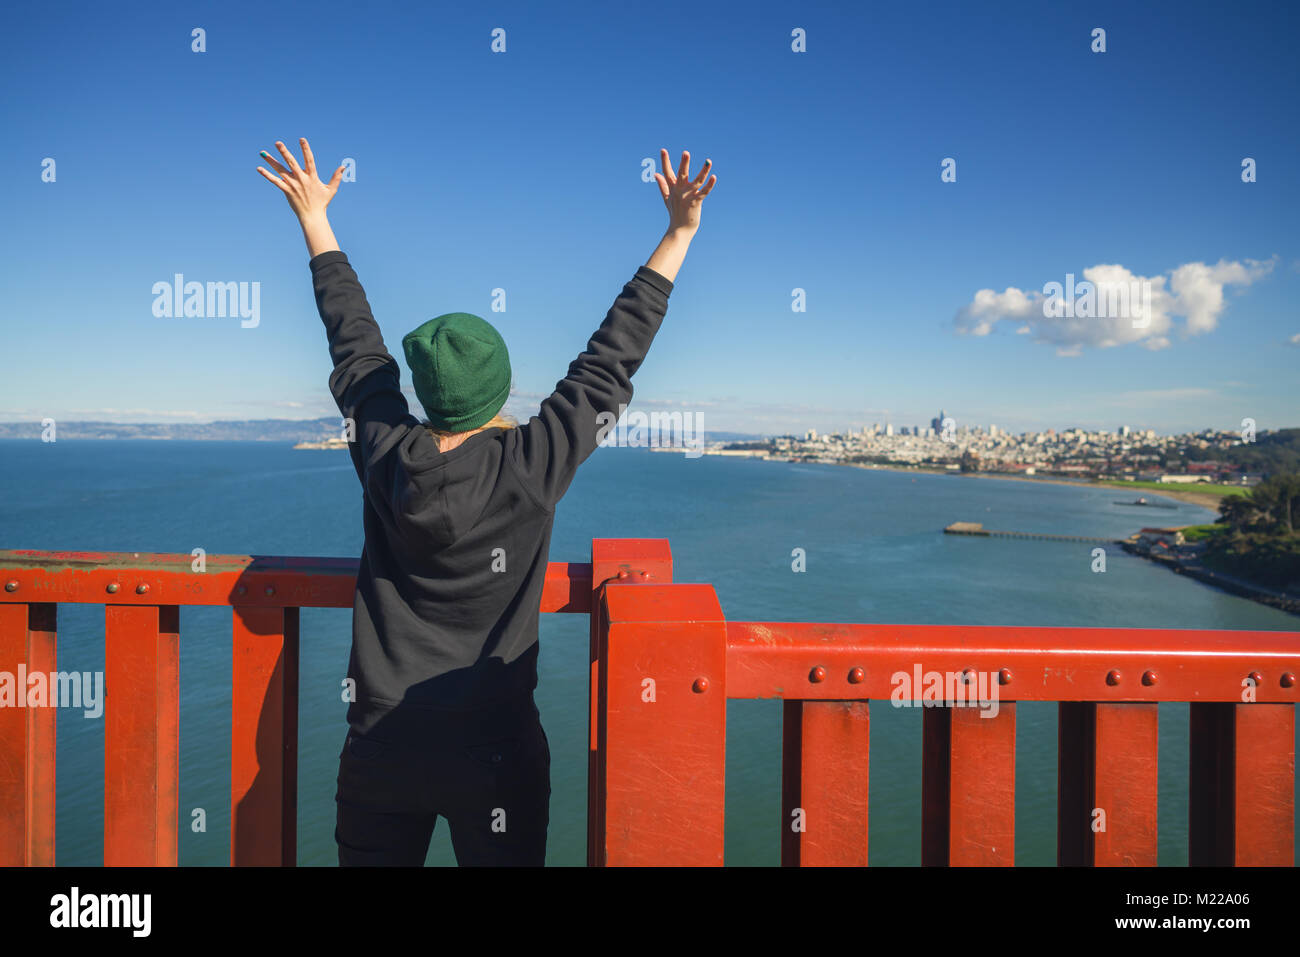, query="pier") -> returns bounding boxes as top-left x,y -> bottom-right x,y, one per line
945,521 -> 1123,544
1,541 -> 1297,866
